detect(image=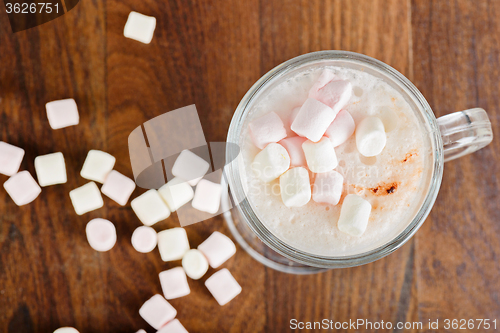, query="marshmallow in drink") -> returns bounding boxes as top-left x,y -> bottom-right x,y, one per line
53,328 -> 79,333
69,182 -> 103,215
191,179 -> 222,214
85,218 -> 117,252
0,141 -> 25,176
290,98 -> 337,142
123,11 -> 156,44
172,150 -> 210,186
279,167 -> 311,207
251,143 -> 290,182
302,137 -> 338,173
355,116 -> 387,157
80,150 -> 116,183
248,111 -> 287,149
337,194 -> 372,237
182,249 -> 209,280
158,177 -> 194,212
156,319 -> 189,333
157,227 -> 190,261
312,79 -> 352,114
34,152 -> 67,187
139,294 -> 177,330
45,98 -> 79,130
279,137 -> 307,167
308,69 -> 336,98
131,226 -> 158,253
197,231 -> 236,268
3,171 -> 41,206
159,267 -> 191,299
324,110 -> 356,147
101,170 -> 136,205
312,170 -> 343,205
205,268 -> 242,306
131,190 -> 171,226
